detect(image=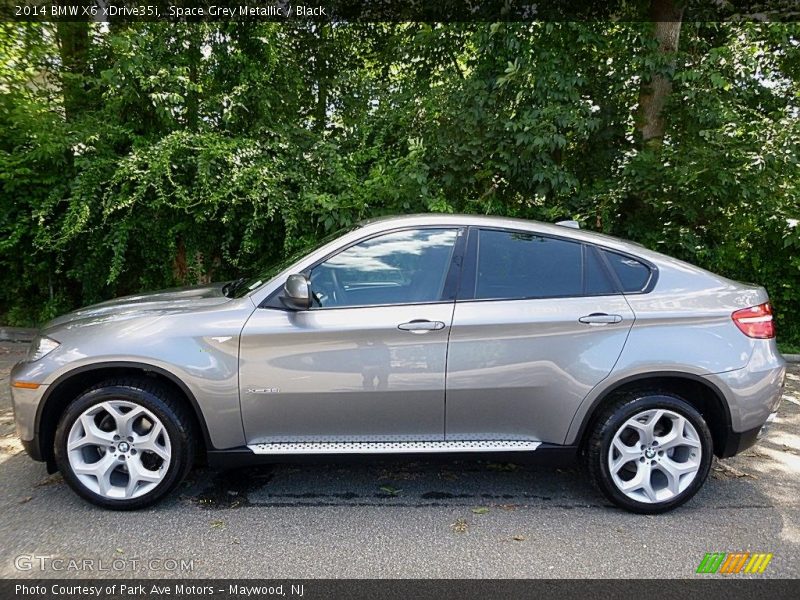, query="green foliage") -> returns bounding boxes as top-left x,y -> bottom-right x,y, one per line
0,22 -> 798,345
